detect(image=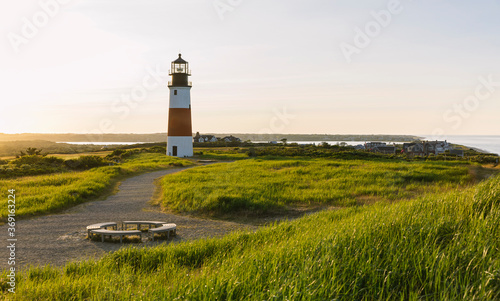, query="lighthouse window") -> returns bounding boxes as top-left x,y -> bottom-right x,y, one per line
174,90 -> 177,95
174,63 -> 186,73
